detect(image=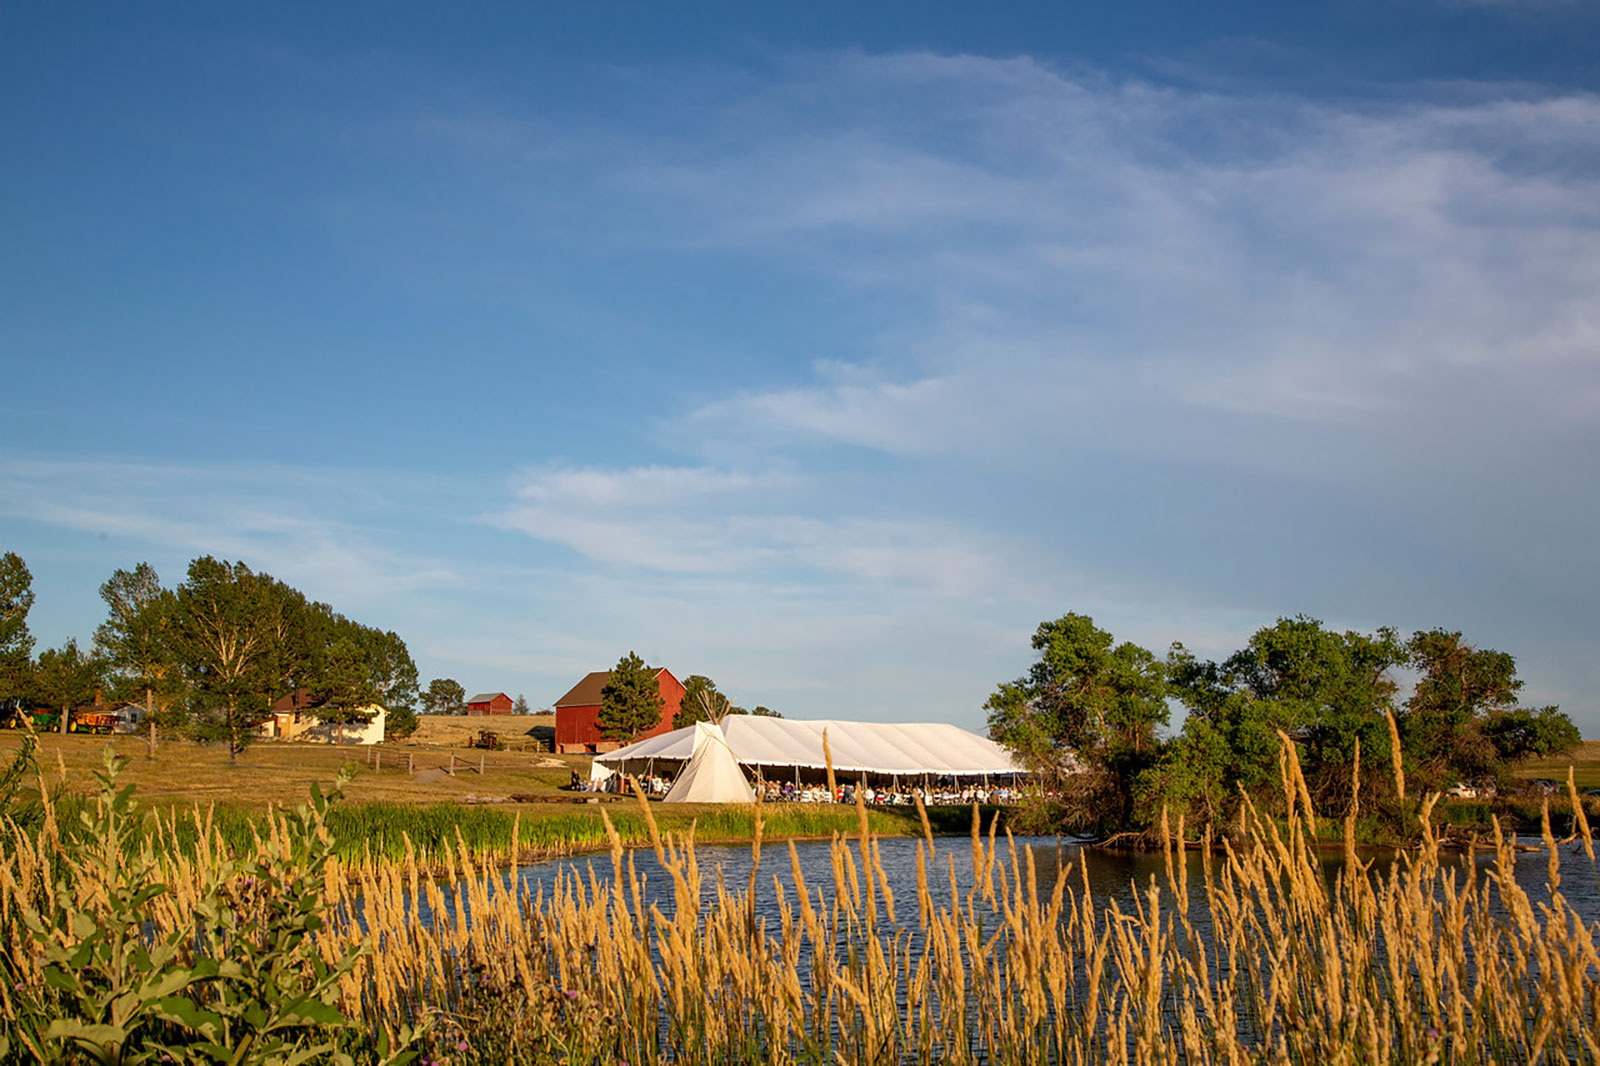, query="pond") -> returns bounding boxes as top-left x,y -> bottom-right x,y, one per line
499,831 -> 1600,931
